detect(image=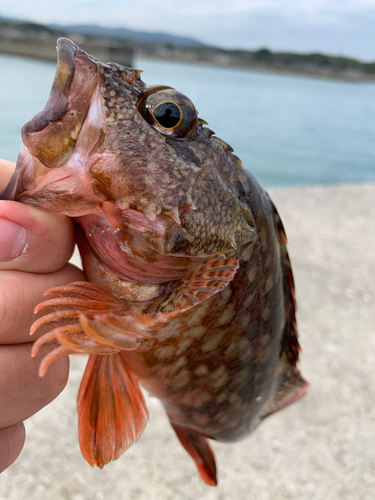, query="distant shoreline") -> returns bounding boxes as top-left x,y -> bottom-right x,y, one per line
1,15 -> 374,84
135,54 -> 375,84
0,38 -> 132,67
1,46 -> 374,85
